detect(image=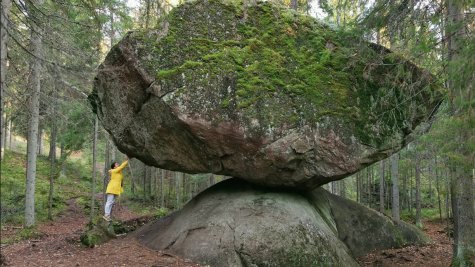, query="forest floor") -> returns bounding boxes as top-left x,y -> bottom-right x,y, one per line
1,194 -> 203,267
1,197 -> 453,267
357,218 -> 452,267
